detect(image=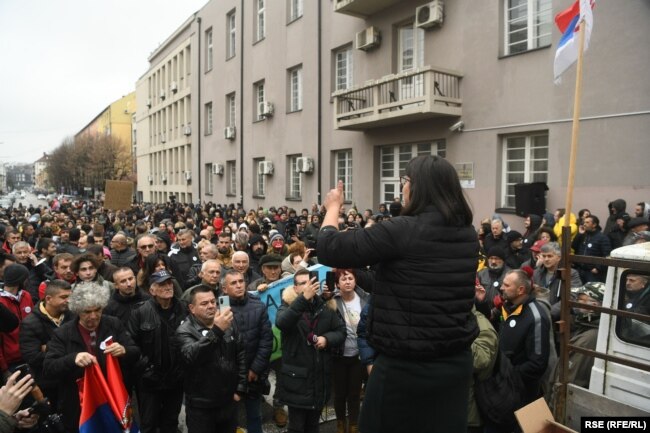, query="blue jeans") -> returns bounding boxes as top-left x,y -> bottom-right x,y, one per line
244,396 -> 263,433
